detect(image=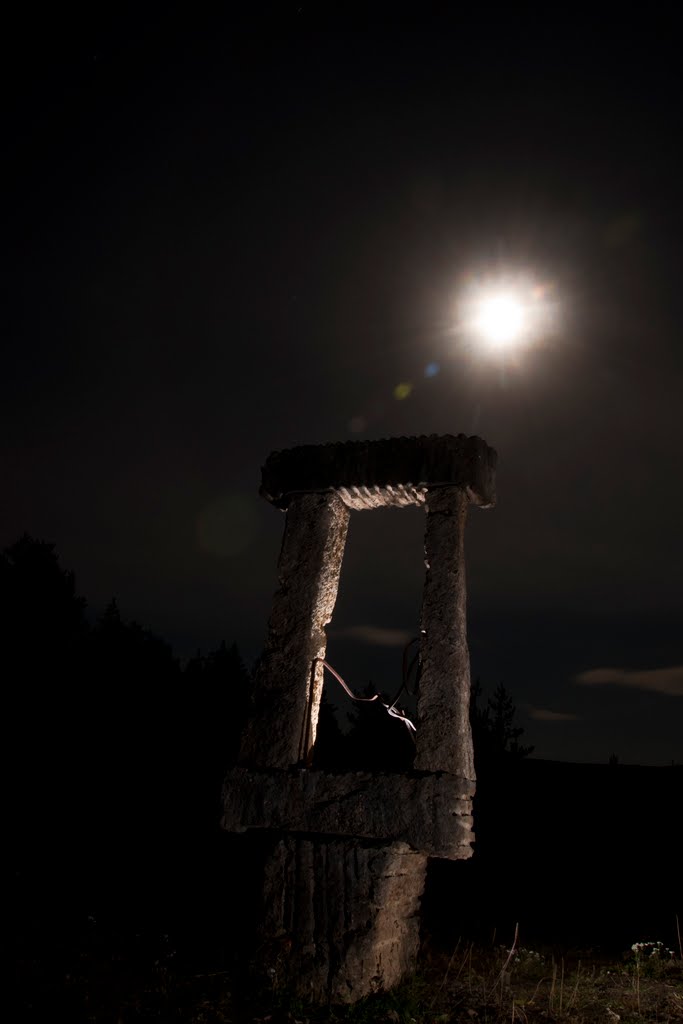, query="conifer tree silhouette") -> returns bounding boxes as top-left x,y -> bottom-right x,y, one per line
470,679 -> 533,773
